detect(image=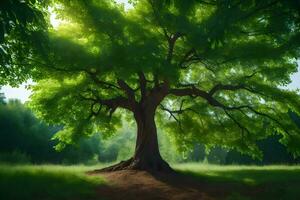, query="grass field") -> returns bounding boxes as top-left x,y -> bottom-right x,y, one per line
0,163 -> 300,200
175,163 -> 300,200
0,164 -> 108,200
